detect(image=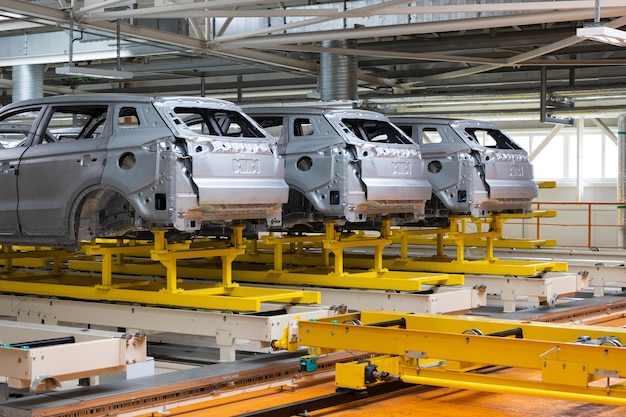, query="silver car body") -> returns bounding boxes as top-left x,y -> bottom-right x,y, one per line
247,107 -> 431,226
391,116 -> 537,218
0,94 -> 288,248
